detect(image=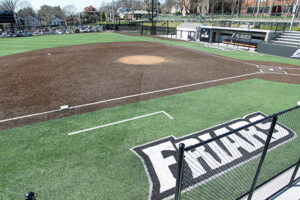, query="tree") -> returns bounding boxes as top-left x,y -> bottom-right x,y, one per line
18,6 -> 35,18
63,5 -> 77,25
161,0 -> 177,14
100,11 -> 106,21
0,0 -> 20,11
38,5 -> 53,25
38,5 -> 65,25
